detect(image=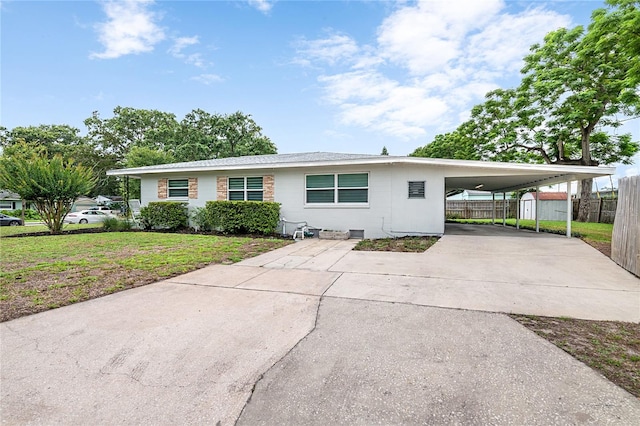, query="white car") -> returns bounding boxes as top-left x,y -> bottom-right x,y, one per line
64,210 -> 115,224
